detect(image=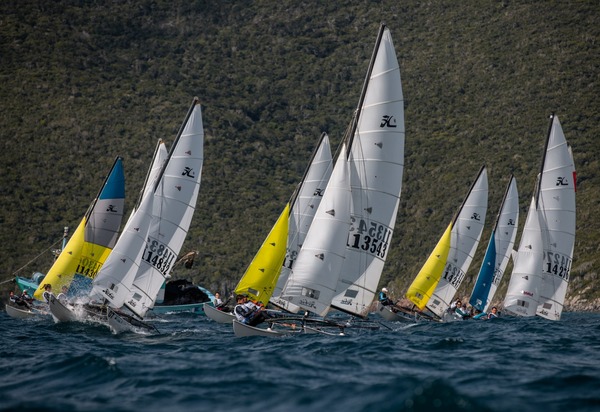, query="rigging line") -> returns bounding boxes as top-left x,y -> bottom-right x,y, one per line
5,236 -> 64,280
